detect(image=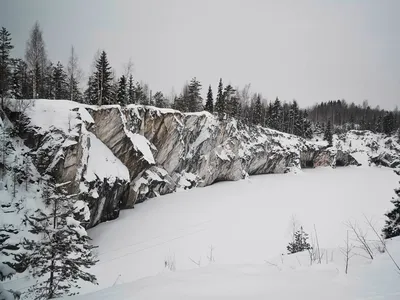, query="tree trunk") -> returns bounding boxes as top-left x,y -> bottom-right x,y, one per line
49,198 -> 57,298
